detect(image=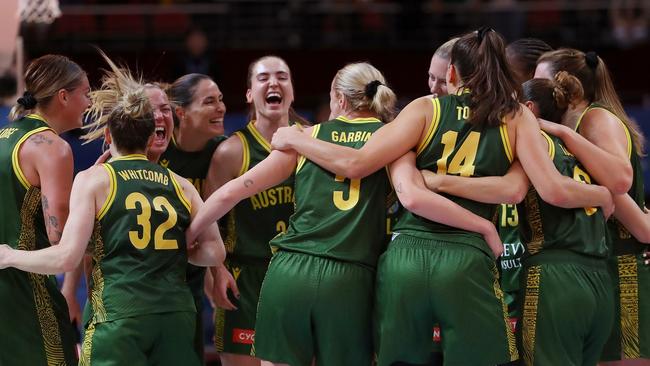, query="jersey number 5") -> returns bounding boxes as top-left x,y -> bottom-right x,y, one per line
125,192 -> 179,250
333,175 -> 360,211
